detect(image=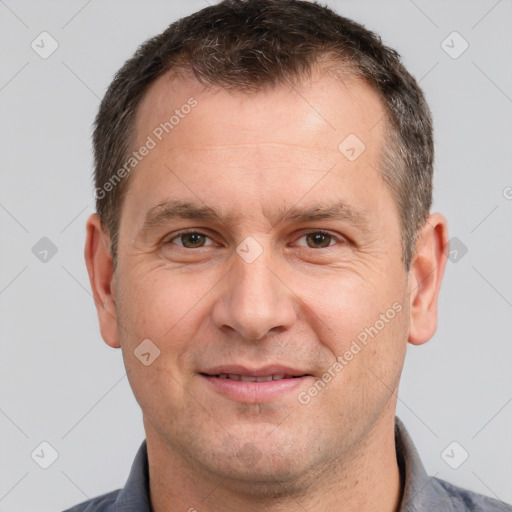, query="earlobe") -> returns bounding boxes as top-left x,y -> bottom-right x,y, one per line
408,213 -> 449,346
84,213 -> 121,348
